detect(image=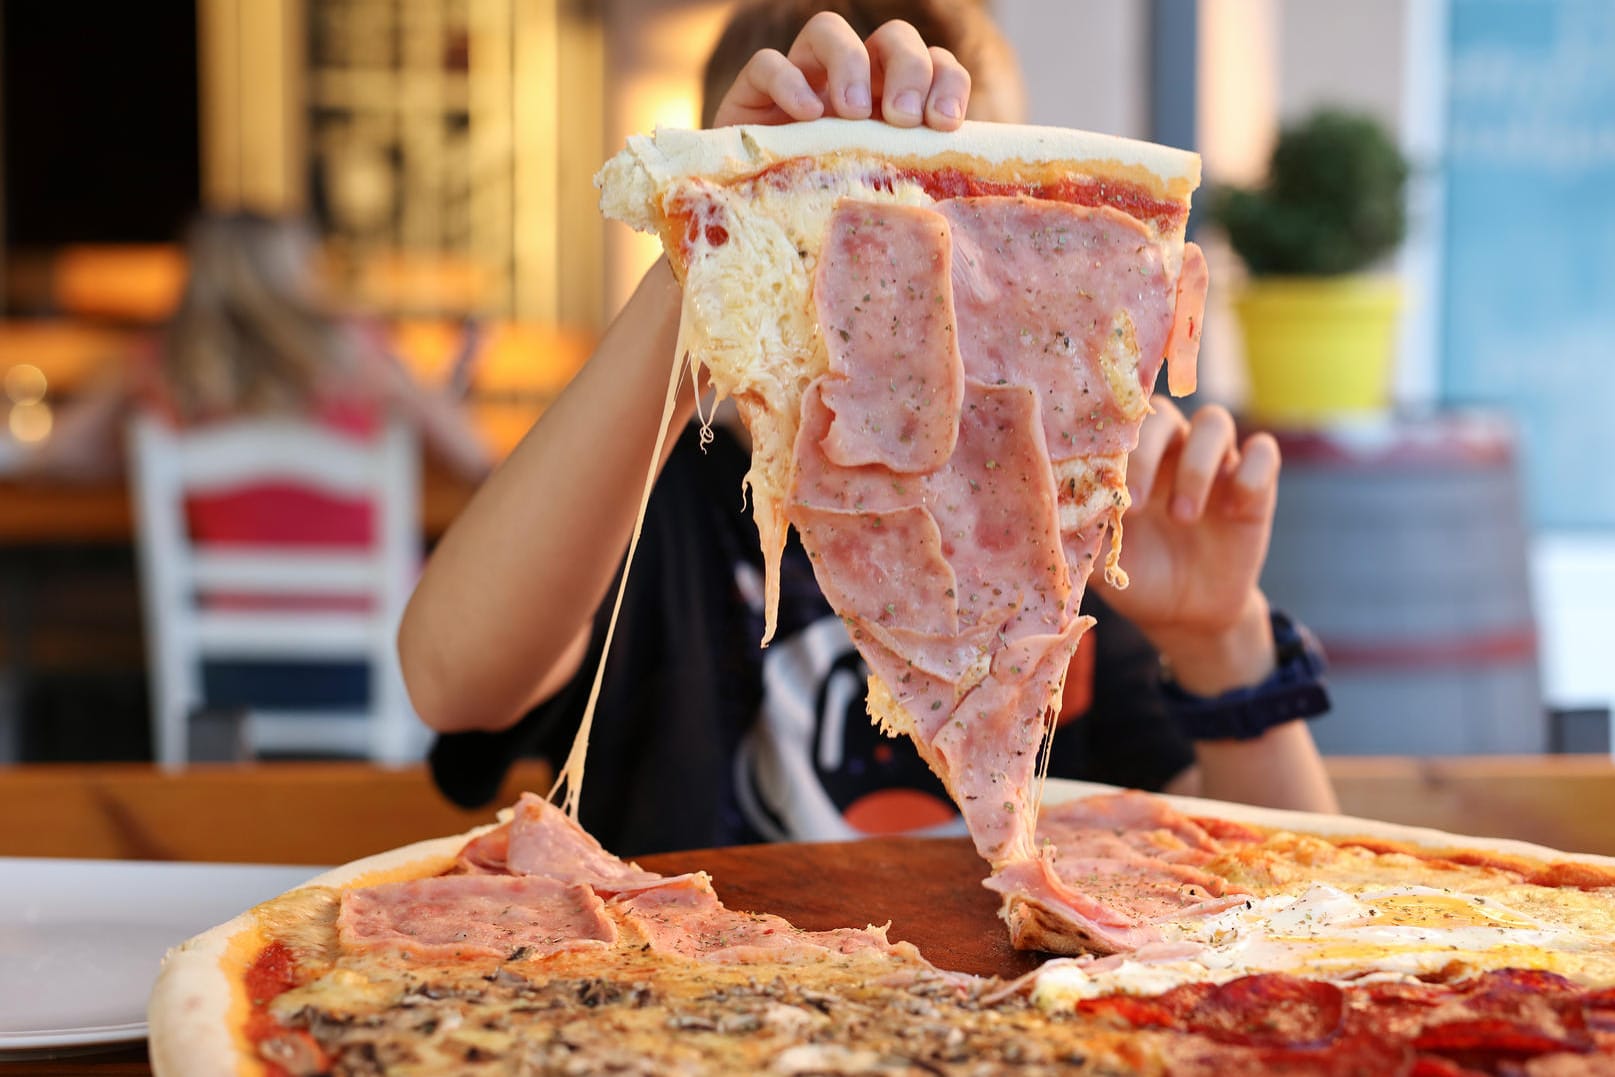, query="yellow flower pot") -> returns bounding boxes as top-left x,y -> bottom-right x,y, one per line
1234,276 -> 1401,425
